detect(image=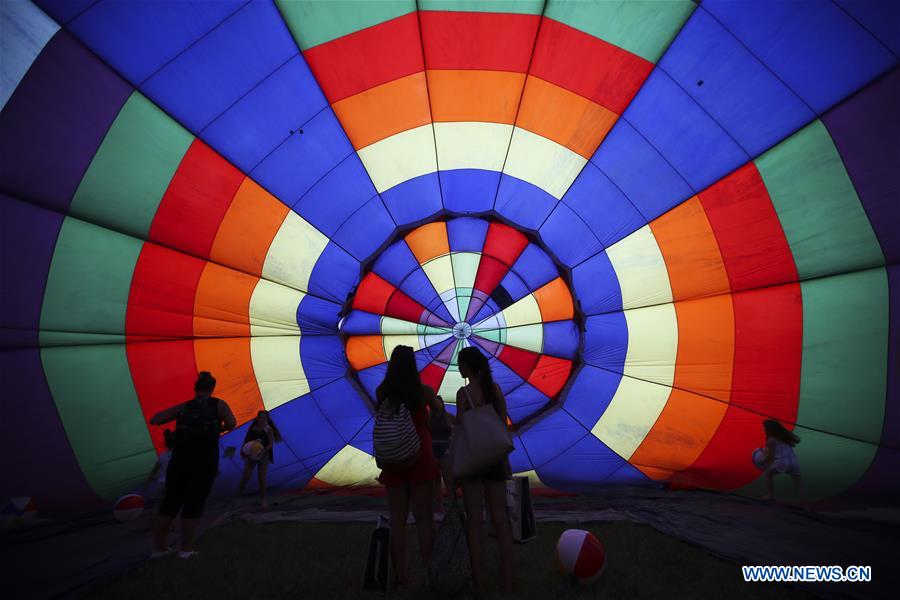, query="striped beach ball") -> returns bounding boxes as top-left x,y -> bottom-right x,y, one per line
556,529 -> 606,584
113,494 -> 144,522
